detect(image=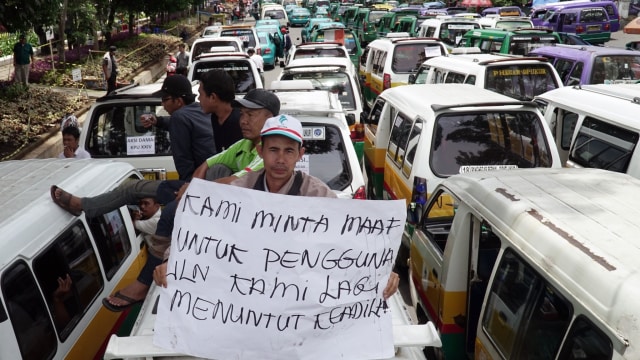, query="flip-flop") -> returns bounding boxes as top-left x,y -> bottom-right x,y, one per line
102,291 -> 143,312
50,185 -> 82,216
